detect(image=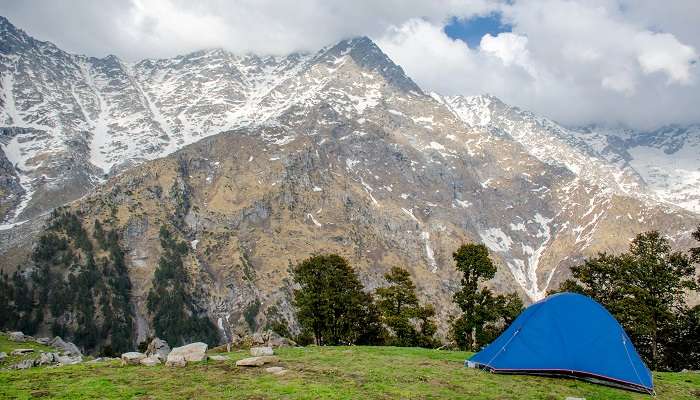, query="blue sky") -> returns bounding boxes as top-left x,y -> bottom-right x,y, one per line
443,13 -> 511,48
